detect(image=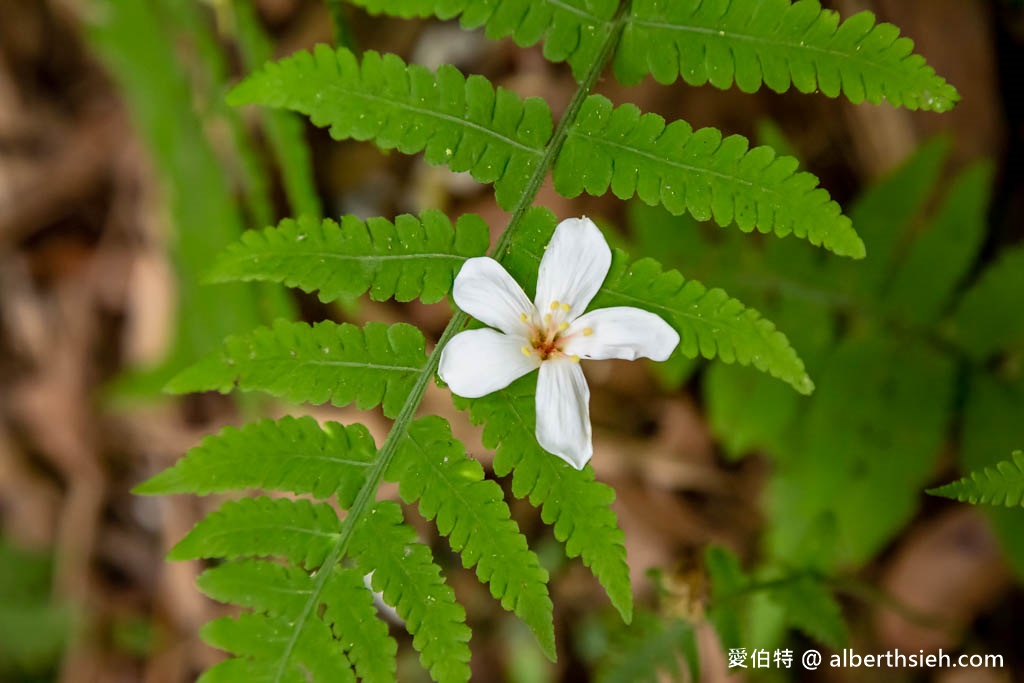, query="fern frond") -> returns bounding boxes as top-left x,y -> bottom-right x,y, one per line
199,560 -> 398,683
168,497 -> 340,566
209,211 -> 490,304
201,613 -> 355,683
389,417 -> 555,656
166,320 -> 426,418
351,501 -> 473,683
228,45 -> 552,210
346,0 -> 620,80
503,208 -> 814,393
133,416 -> 376,506
952,245 -> 1024,359
554,96 -> 864,258
455,375 -> 633,622
616,0 -> 959,112
929,452 -> 1024,508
